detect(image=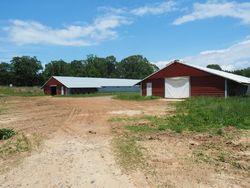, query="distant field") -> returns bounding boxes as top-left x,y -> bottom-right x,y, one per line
0,86 -> 44,96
